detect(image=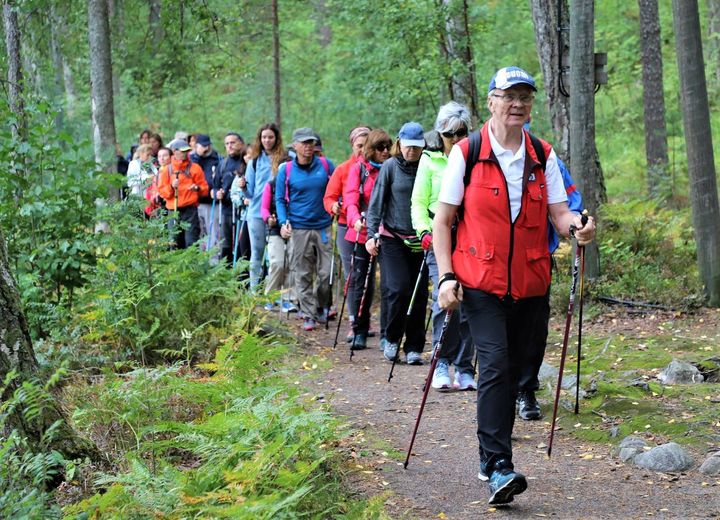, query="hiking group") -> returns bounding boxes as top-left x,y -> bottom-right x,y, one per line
120,66 -> 595,506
